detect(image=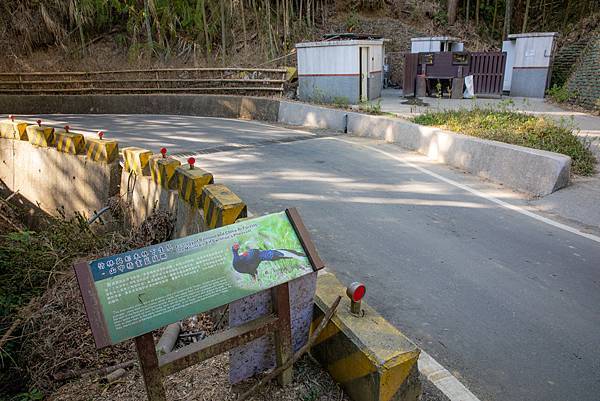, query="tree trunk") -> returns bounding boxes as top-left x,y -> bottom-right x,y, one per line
475,0 -> 480,25
240,0 -> 247,49
503,0 -> 513,39
466,0 -> 470,22
522,0 -> 531,31
492,0 -> 498,37
200,0 -> 210,56
220,0 -> 226,64
561,0 -> 570,30
448,0 -> 459,24
144,0 -> 154,53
